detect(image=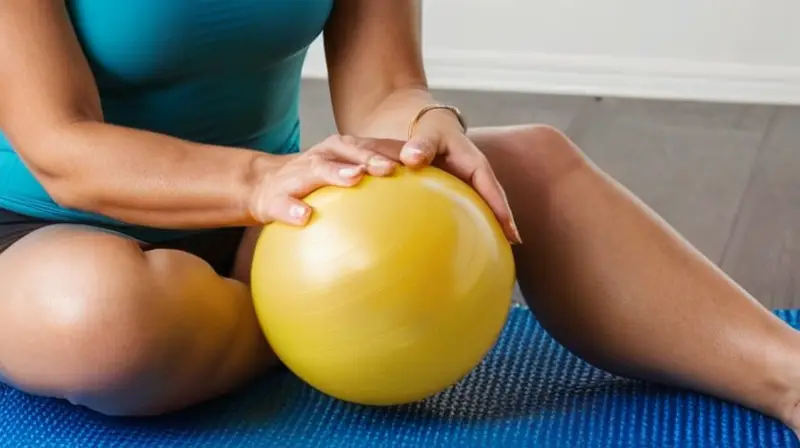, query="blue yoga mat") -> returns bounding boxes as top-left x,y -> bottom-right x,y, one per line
1,304 -> 798,447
